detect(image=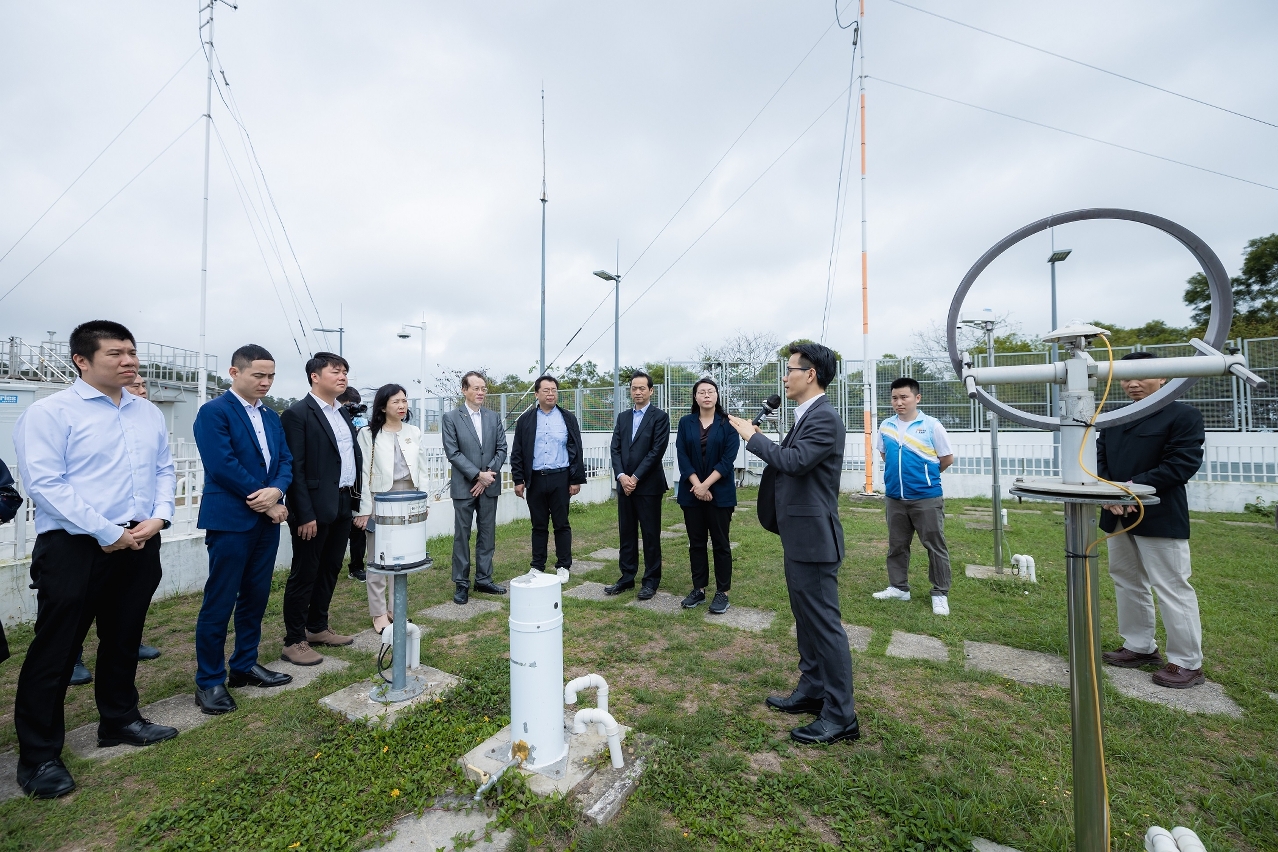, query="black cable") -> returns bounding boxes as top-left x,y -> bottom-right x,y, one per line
883,0 -> 1278,130
821,36 -> 860,344
871,75 -> 1278,192
835,0 -> 856,29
